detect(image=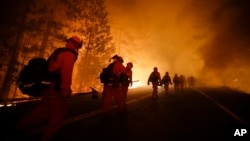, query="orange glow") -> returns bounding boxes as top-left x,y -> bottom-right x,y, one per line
129,81 -> 146,89
104,0 -> 207,86
13,0 -> 248,94
103,0 -> 250,93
